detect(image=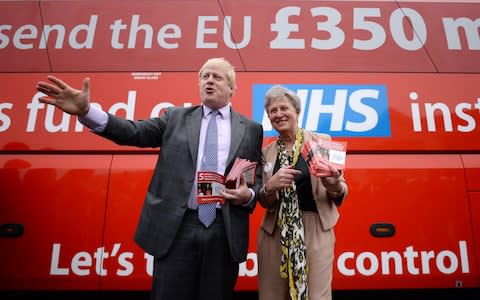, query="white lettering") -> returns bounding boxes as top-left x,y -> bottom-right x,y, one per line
304,89 -> 347,132
426,102 -> 453,132
50,243 -> 69,275
420,250 -> 435,274
93,247 -> 108,276
37,16 -> 97,50
390,8 -> 426,50
443,17 -> 480,50
345,89 -> 379,132
337,252 -> 355,276
436,250 -> 458,274
144,253 -> 154,276
404,246 -> 420,275
456,103 -> 476,132
128,15 -> 153,49
0,24 -> 12,48
311,7 -> 344,50
157,24 -> 181,49
150,102 -> 174,117
410,92 -> 422,132
0,102 -> 13,132
45,104 -> 71,132
238,252 -> 258,277
197,16 -> 219,48
117,252 -> 134,276
26,93 -> 46,132
270,6 -> 304,49
381,251 -> 403,274
109,91 -> 136,120
50,243 -> 140,277
294,89 -> 309,129
39,24 -> 65,49
409,92 -> 479,133
110,19 -> 128,49
459,240 -> 469,273
337,241 -> 470,277
13,24 -> 37,50
69,15 -> 97,49
110,17 -> 181,49
353,8 -> 385,50
223,16 -> 251,49
356,252 -> 378,276
71,252 -> 93,276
